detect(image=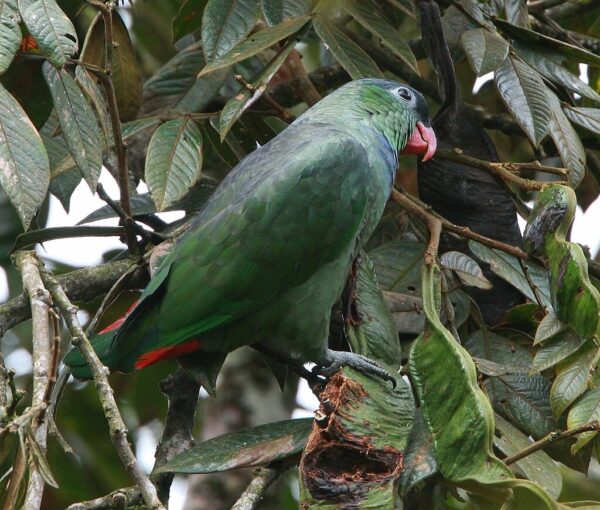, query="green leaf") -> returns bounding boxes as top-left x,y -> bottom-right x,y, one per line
153,418 -> 313,474
563,107 -> 600,137
398,409 -> 437,496
0,83 -> 49,229
0,3 -> 20,74
469,240 -> 552,310
485,373 -> 556,439
144,40 -> 230,113
409,264 -> 511,482
494,56 -> 551,146
201,0 -> 261,62
48,167 -> 80,212
346,253 -> 401,370
464,329 -> 532,370
535,313 -> 568,345
262,0 -> 310,26
345,0 -> 419,74
199,15 -> 310,76
461,28 -> 509,76
504,0 -> 529,28
551,345 -> 599,419
313,17 -> 383,80
494,414 -> 562,500
568,387 -> 600,454
219,39 -> 296,139
121,117 -> 162,141
172,0 -> 208,42
516,42 -> 600,103
75,66 -> 113,149
532,330 -> 588,373
145,118 -> 203,211
546,90 -> 586,188
80,12 -> 142,121
440,250 -> 492,289
24,425 -> 59,488
42,62 -> 102,192
12,226 -> 125,251
18,0 -> 77,67
494,18 -> 600,66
